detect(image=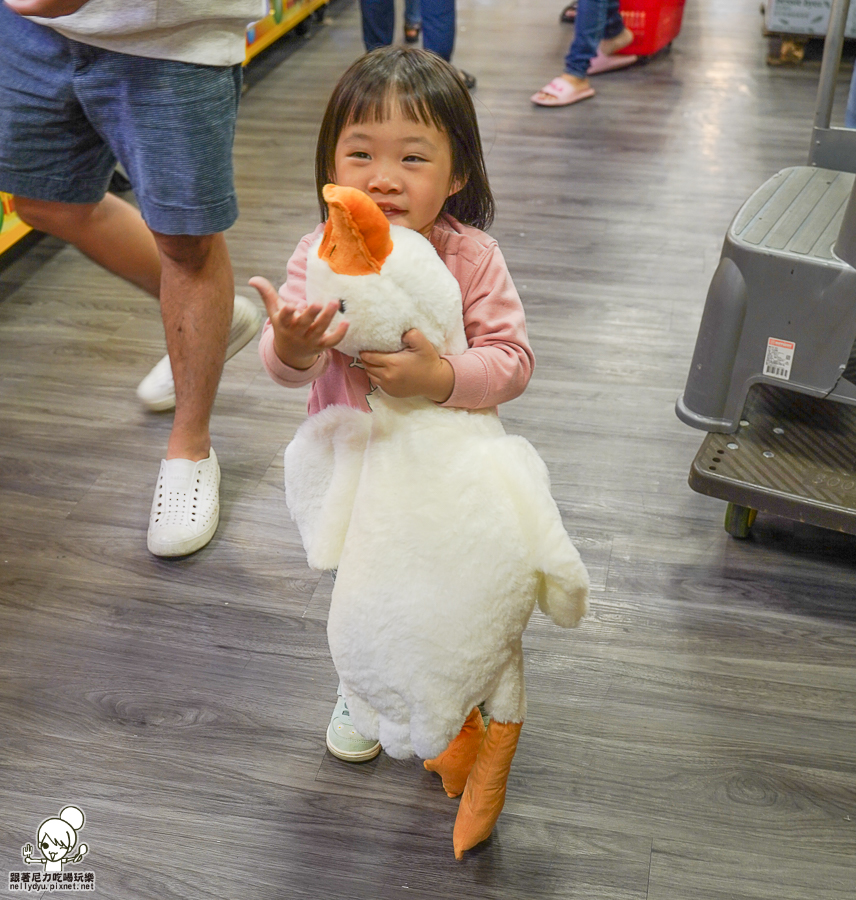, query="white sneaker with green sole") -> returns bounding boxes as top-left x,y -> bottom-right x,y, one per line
326,694 -> 381,762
